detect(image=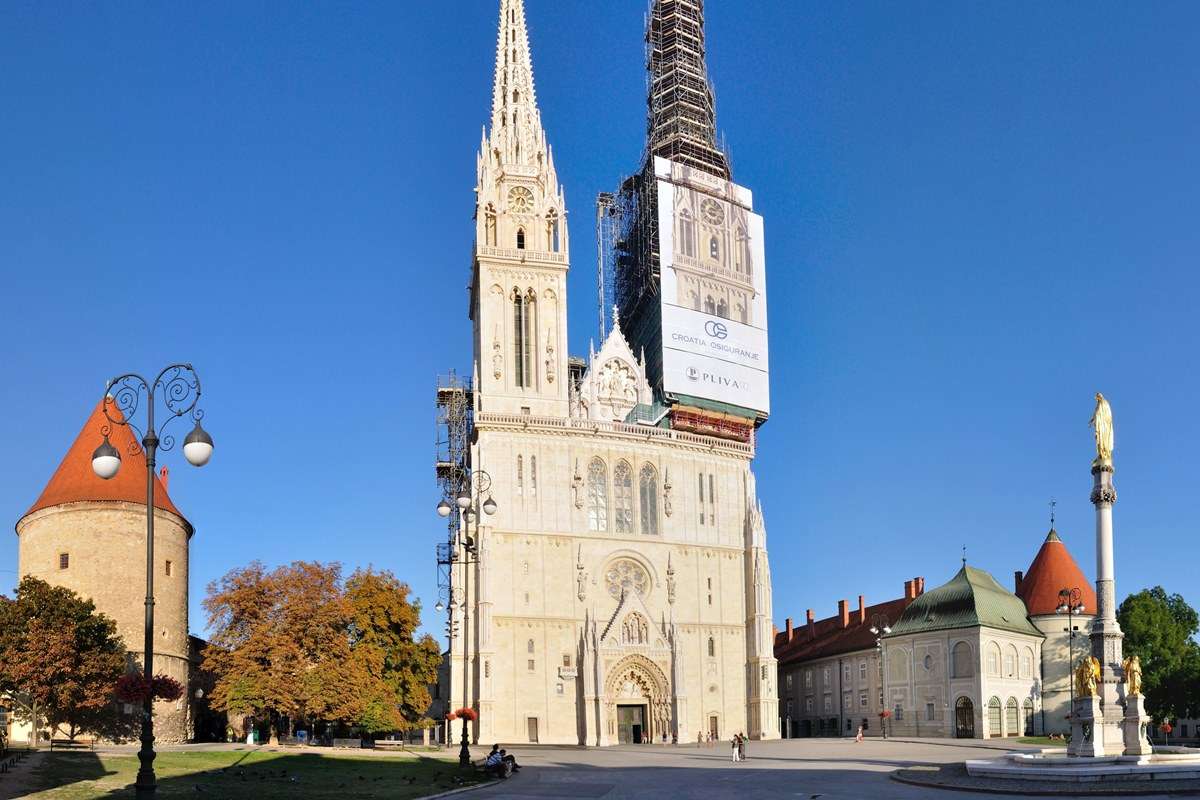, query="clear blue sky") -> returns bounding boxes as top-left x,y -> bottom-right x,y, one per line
2,1 -> 1198,641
